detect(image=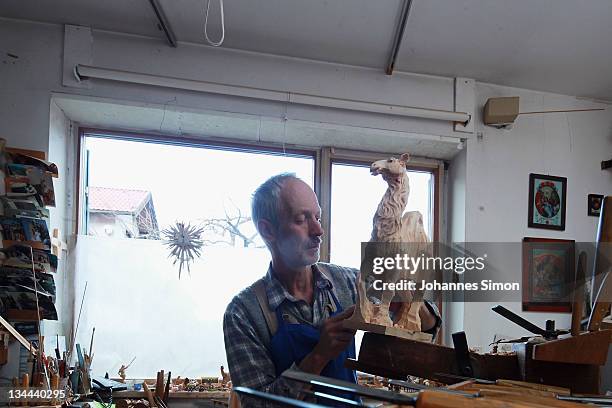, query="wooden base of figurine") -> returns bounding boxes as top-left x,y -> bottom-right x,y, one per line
345,273 -> 429,341
343,318 -> 432,342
